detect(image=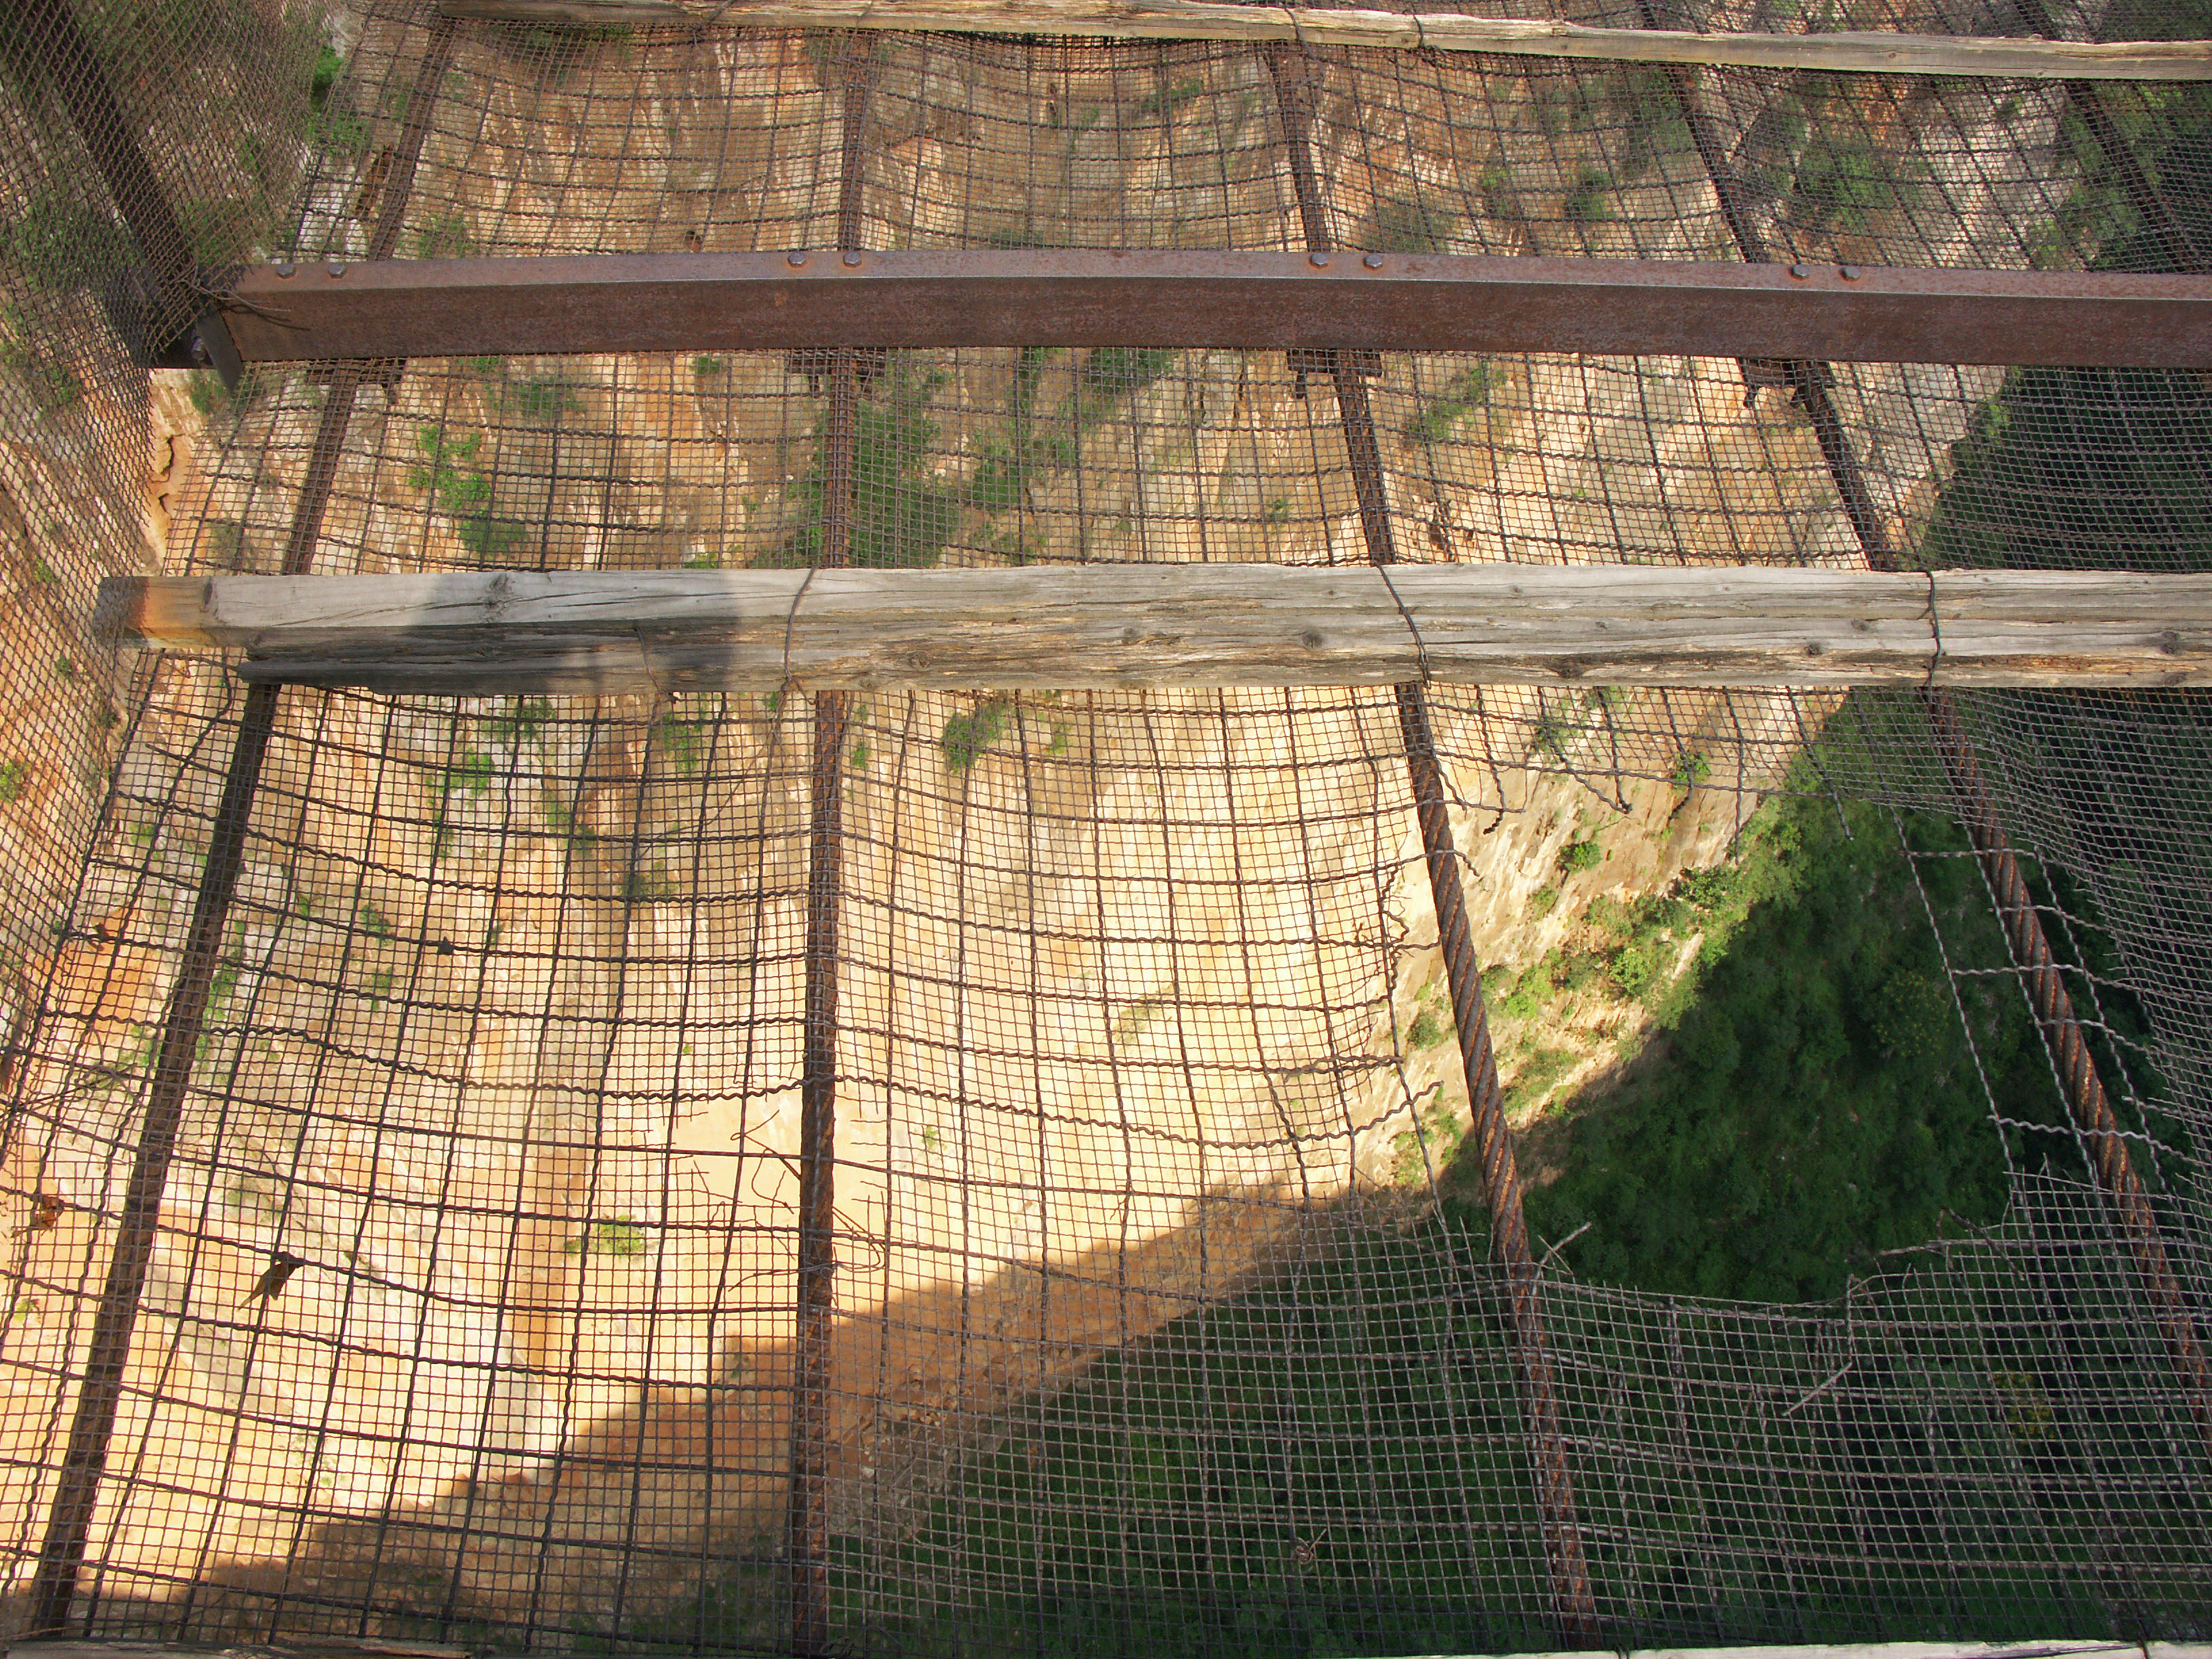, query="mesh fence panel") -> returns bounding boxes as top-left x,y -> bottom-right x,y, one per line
2,0 -> 2209,1652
